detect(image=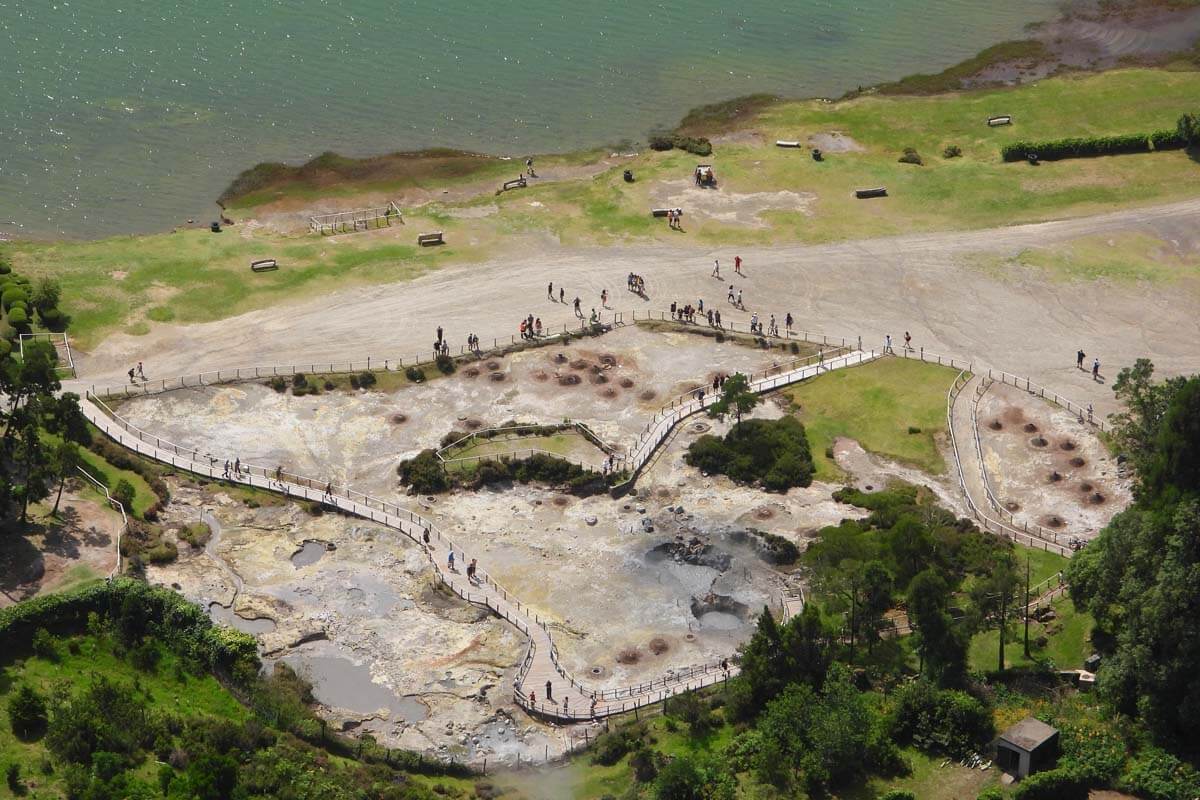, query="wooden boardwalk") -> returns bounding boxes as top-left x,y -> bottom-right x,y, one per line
80,349 -> 876,721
